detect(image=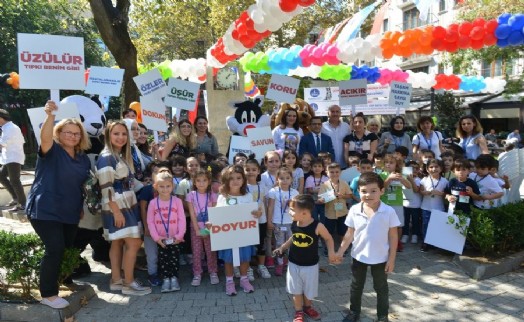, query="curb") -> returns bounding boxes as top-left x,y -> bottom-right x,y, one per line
453,249 -> 524,280
0,283 -> 96,322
